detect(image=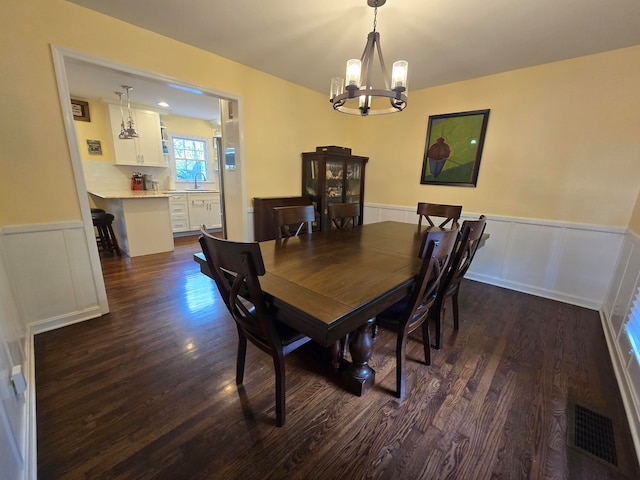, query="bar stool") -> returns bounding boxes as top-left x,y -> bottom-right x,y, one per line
92,211 -> 121,256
